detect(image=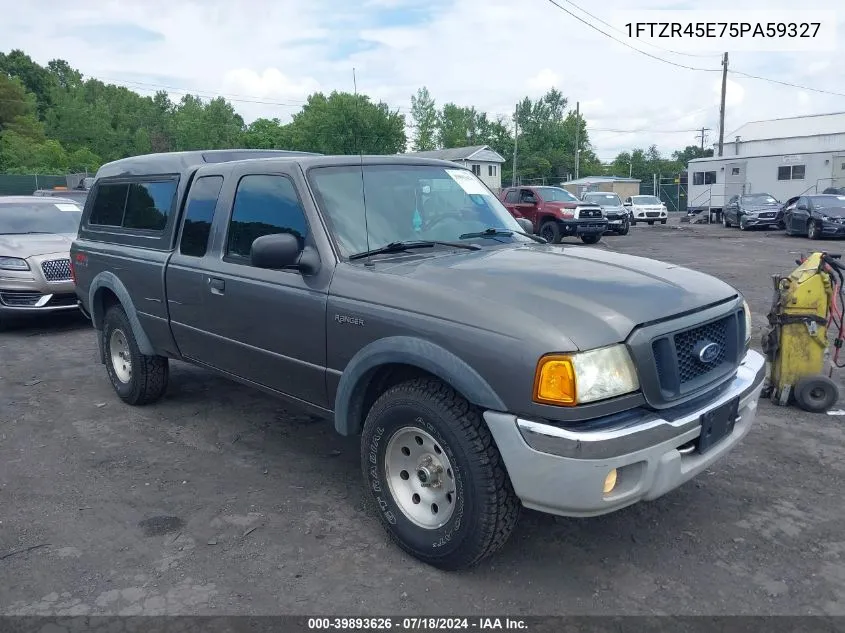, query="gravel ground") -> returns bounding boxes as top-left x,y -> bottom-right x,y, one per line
1,218 -> 844,616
